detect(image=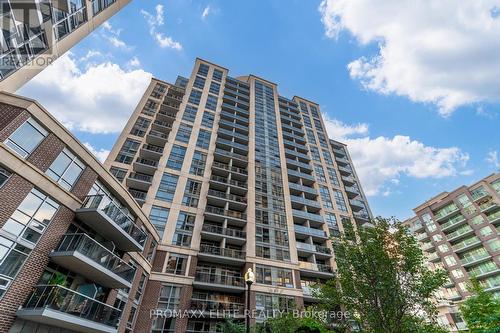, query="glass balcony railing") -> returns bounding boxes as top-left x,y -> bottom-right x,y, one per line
292,209 -> 324,223
294,225 -> 327,238
289,183 -> 317,195
22,285 -> 121,328
194,271 -> 244,287
446,225 -> 473,241
201,224 -> 246,239
211,161 -> 248,175
81,195 -> 147,246
290,195 -> 321,208
460,252 -> 490,265
210,175 -> 247,189
199,244 -> 245,260
468,262 -> 498,277
205,205 -> 247,221
440,214 -> 466,230
452,236 -> 481,252
207,189 -> 247,204
55,233 -> 135,282
190,299 -> 245,314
